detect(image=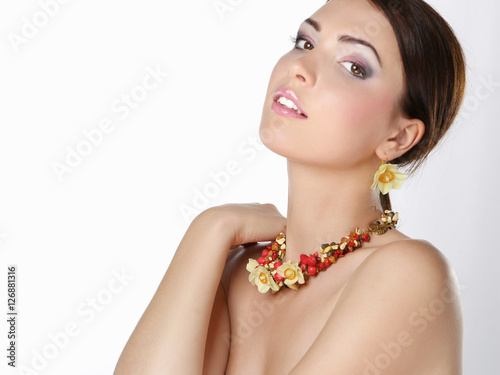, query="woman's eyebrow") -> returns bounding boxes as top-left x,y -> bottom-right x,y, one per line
304,18 -> 321,32
302,19 -> 382,67
338,34 -> 382,66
